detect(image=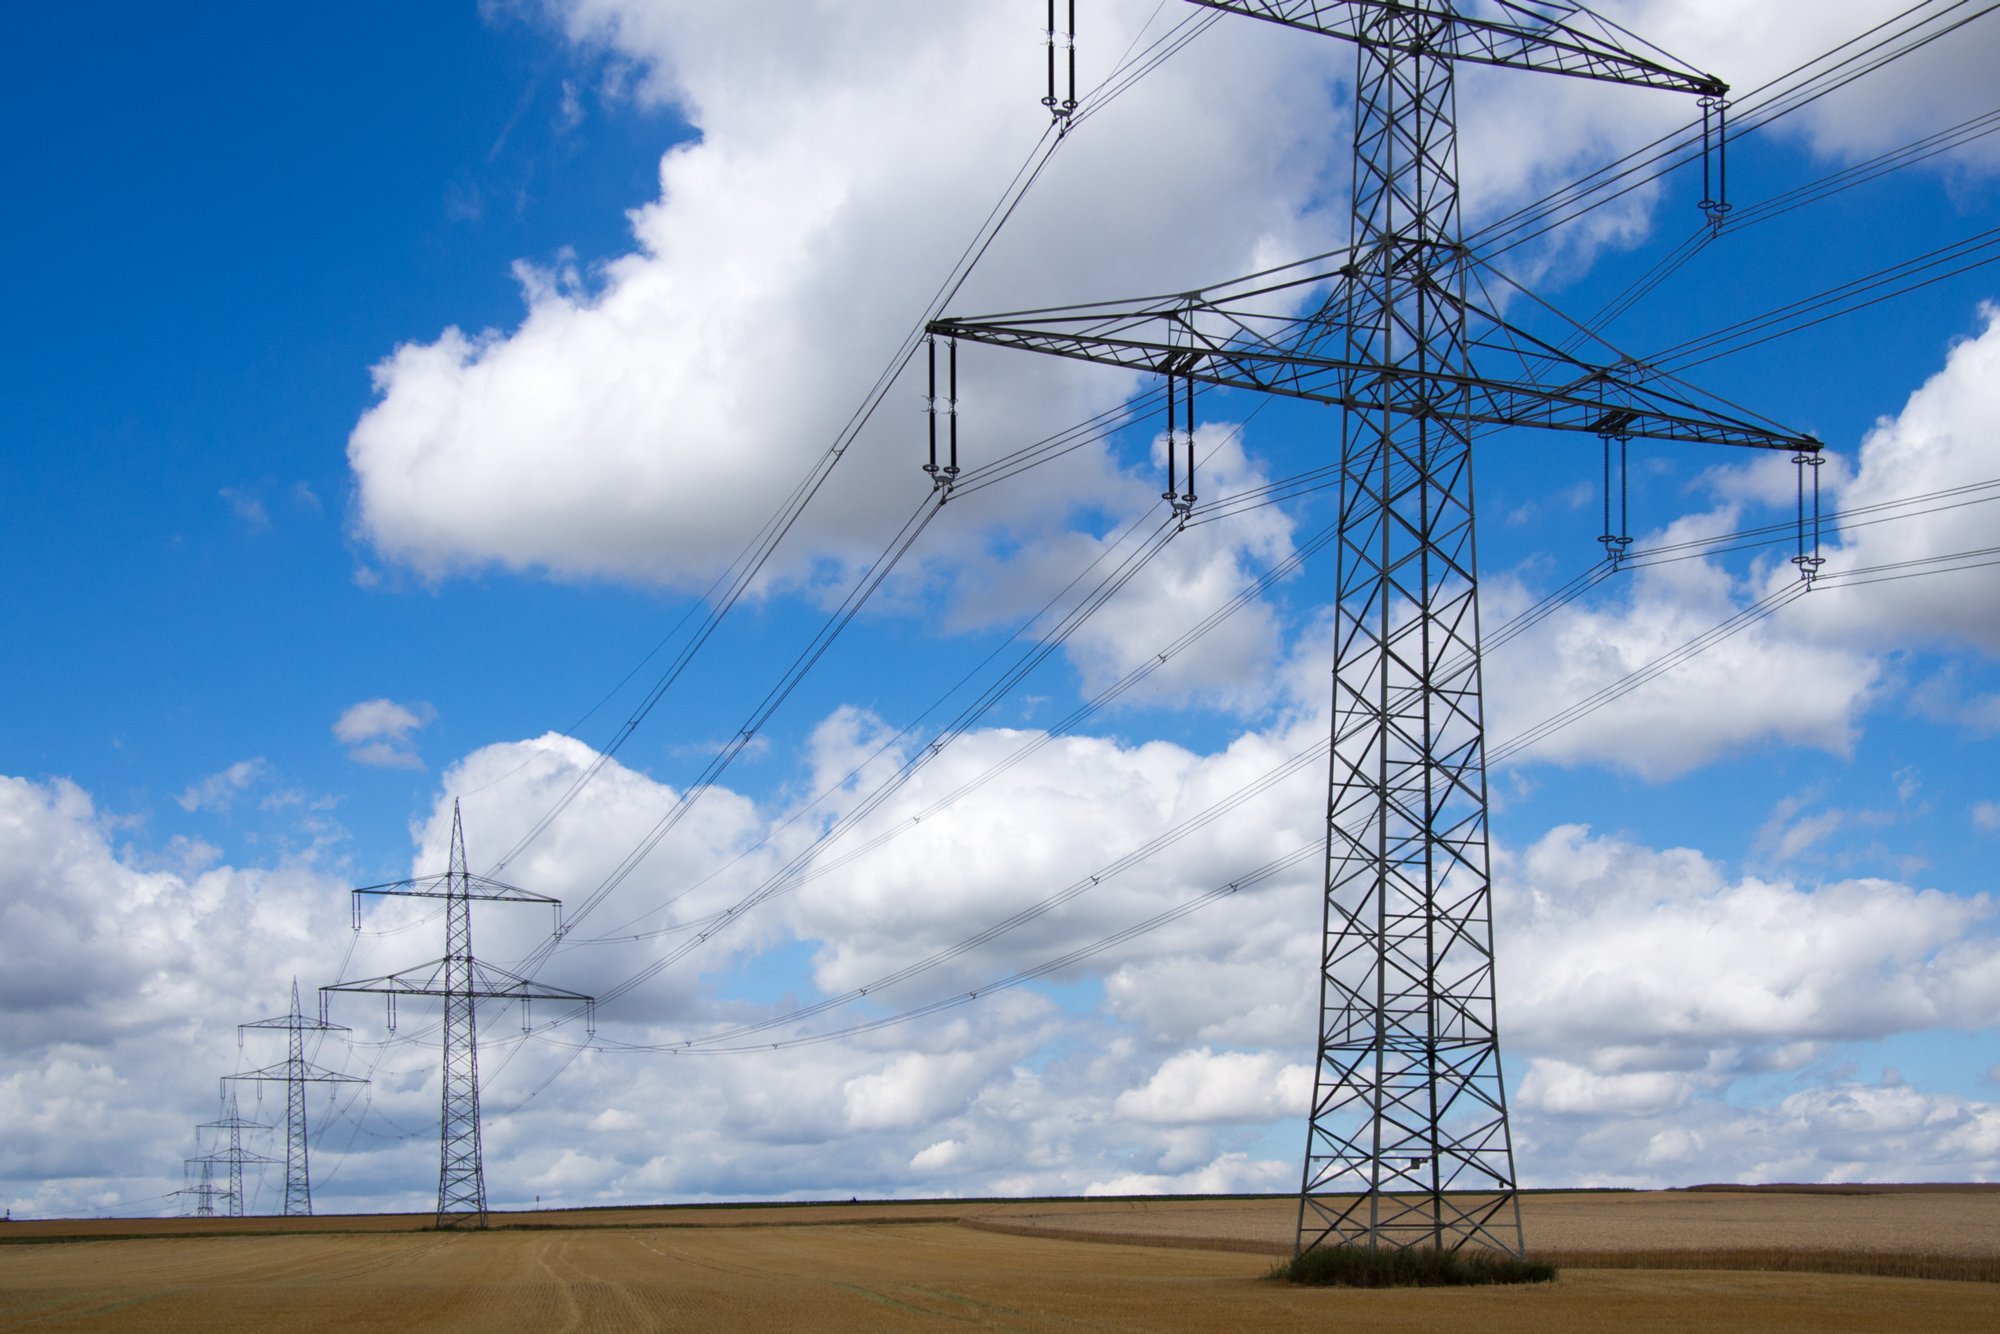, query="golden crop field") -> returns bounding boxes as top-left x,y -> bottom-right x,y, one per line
2,1189 -> 1995,1332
